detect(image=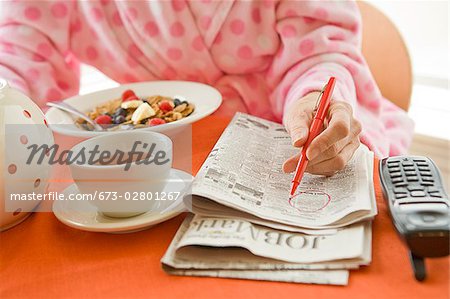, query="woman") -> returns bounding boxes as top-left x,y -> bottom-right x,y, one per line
0,0 -> 413,174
